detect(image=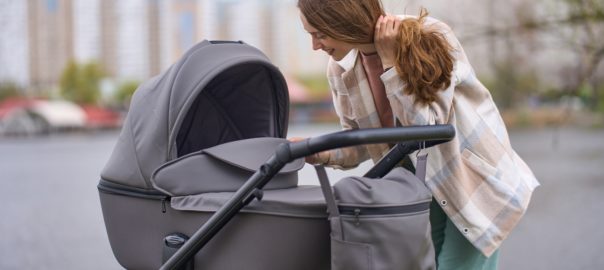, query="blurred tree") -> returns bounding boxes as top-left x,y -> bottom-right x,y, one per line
0,82 -> 21,101
557,0 -> 604,110
114,80 -> 140,108
483,60 -> 540,109
59,61 -> 104,104
526,0 -> 604,110
466,0 -> 603,110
